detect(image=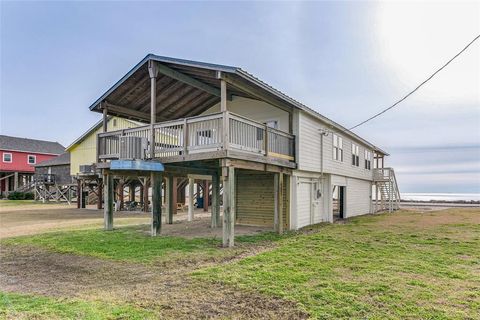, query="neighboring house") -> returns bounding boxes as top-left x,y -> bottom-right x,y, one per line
34,152 -> 72,185
88,54 -> 400,247
0,135 -> 65,196
33,152 -> 76,203
66,116 -> 142,176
